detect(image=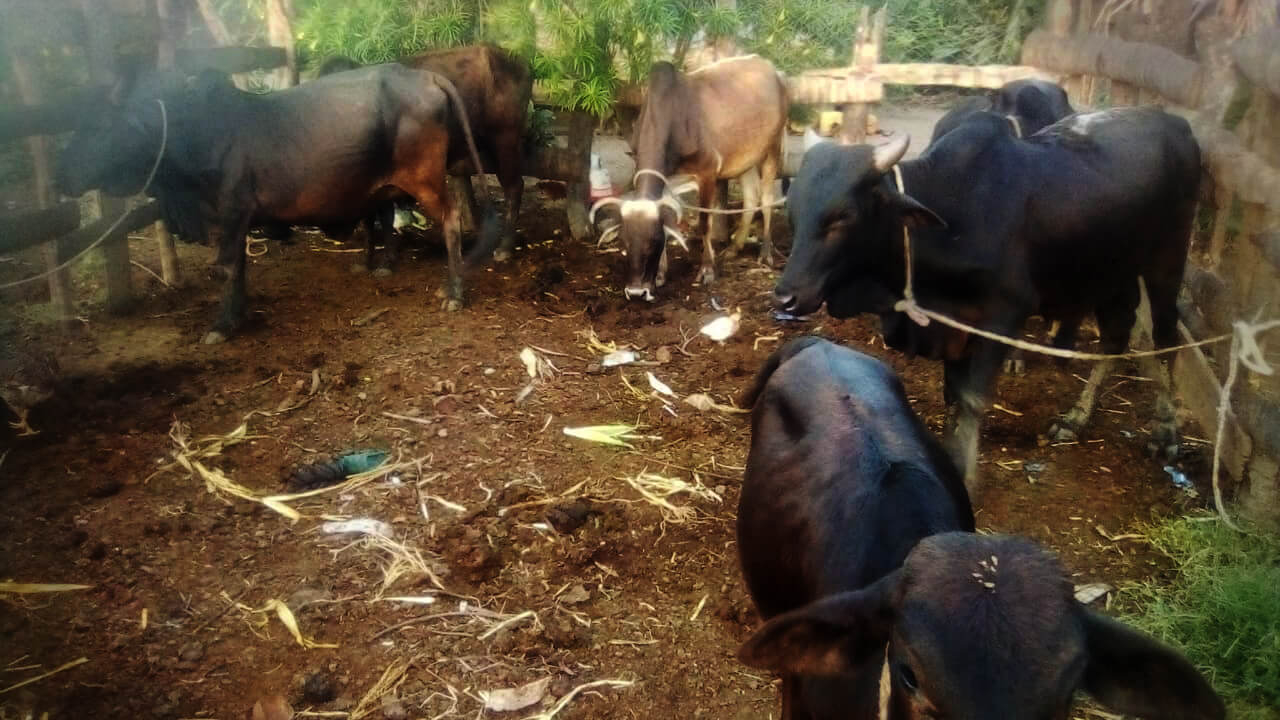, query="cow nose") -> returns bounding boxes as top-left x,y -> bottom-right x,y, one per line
774,290 -> 798,312
624,286 -> 655,302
